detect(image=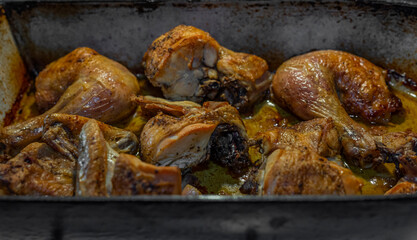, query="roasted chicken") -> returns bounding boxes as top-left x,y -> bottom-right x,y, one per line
77,119 -> 181,196
262,148 -> 362,195
0,113 -> 139,162
111,153 -> 182,196
0,142 -> 74,196
258,117 -> 341,158
0,114 -> 181,196
373,130 -> 417,181
143,25 -> 272,110
3,29 -> 417,197
36,47 -> 140,123
254,118 -> 361,195
272,50 -> 402,166
137,96 -> 250,174
385,180 -> 417,195
1,48 -> 140,160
